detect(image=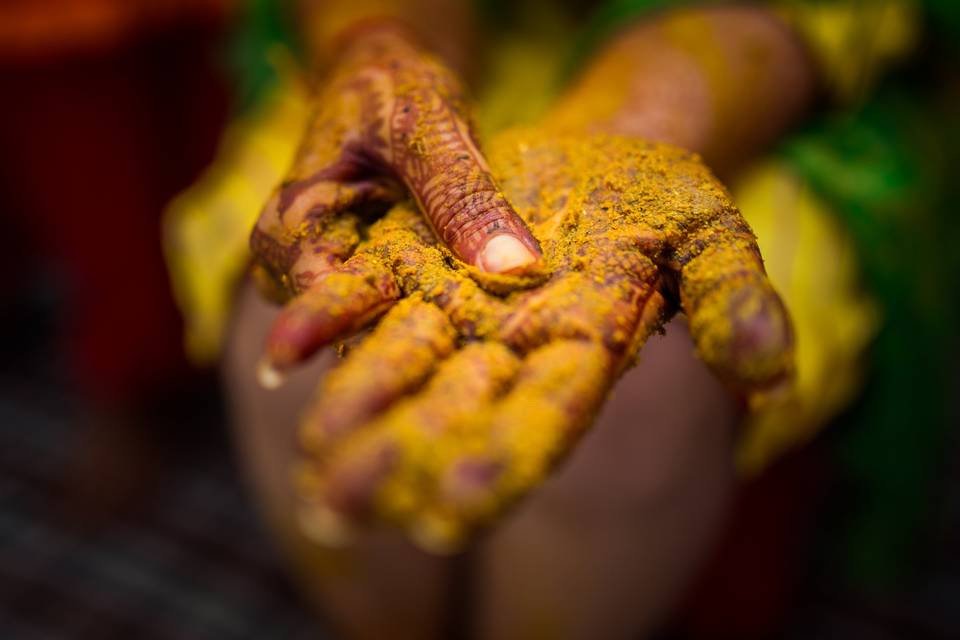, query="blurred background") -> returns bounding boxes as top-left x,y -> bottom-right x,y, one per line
0,0 -> 958,638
